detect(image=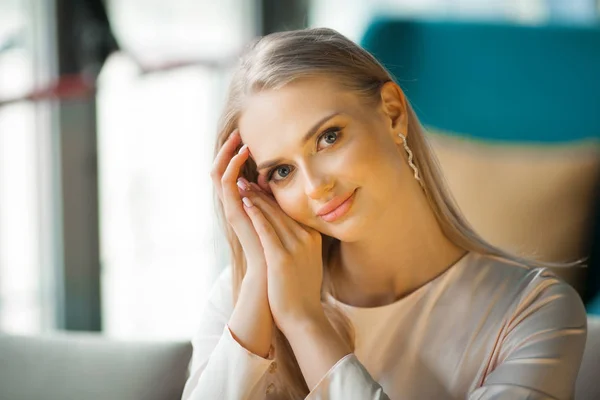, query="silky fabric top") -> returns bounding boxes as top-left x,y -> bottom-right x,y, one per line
181,252 -> 587,399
